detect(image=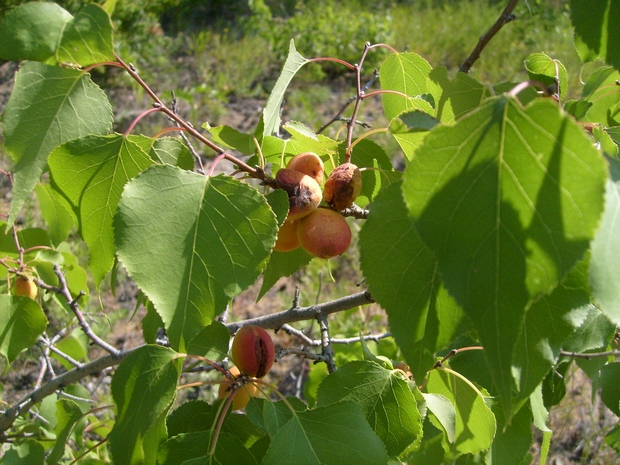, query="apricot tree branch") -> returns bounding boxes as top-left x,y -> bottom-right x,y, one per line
460,0 -> 520,73
225,290 -> 374,333
113,54 -> 277,188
